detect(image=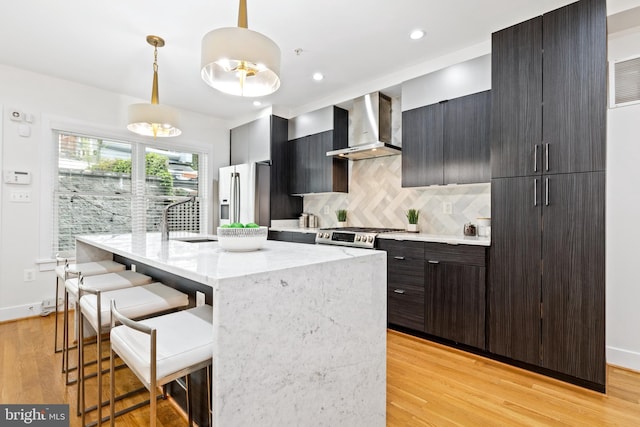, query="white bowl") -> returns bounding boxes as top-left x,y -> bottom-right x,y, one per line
216,226 -> 268,252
